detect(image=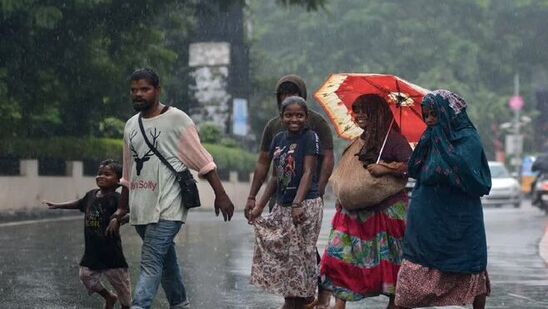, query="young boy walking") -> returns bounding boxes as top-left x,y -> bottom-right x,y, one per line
43,159 -> 131,309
